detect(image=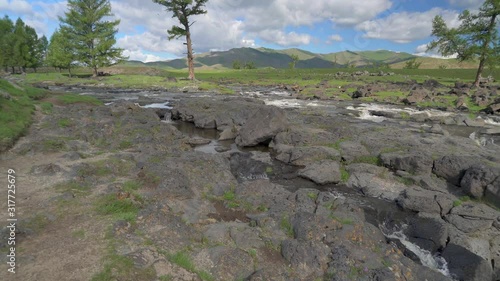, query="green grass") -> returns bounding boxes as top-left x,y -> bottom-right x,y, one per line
58,118 -> 72,128
167,251 -> 214,281
54,180 -> 91,197
330,214 -> 354,225
23,214 -> 50,232
42,139 -> 66,151
91,242 -> 156,281
340,166 -> 350,183
280,216 -> 294,238
396,176 -> 414,186
453,195 -> 471,207
0,79 -> 38,150
265,166 -> 274,174
95,194 -> 140,222
222,190 -> 240,208
353,155 -> 382,166
118,140 -> 133,149
57,94 -> 103,106
39,102 -> 53,114
307,192 -> 318,200
78,158 -> 135,178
